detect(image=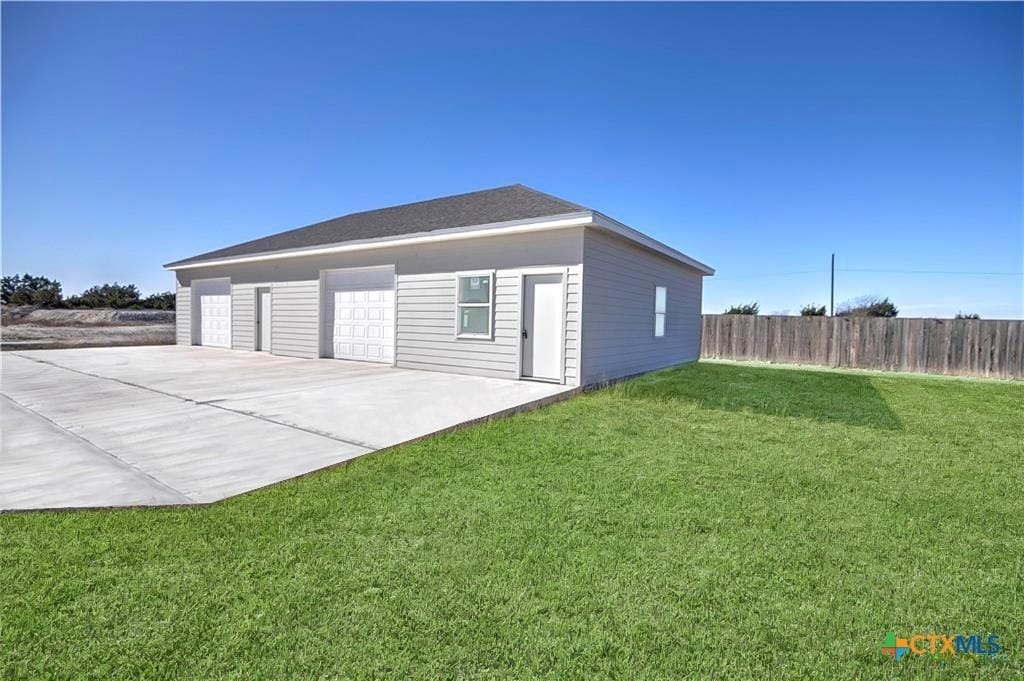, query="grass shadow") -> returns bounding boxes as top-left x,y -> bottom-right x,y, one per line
613,362 -> 903,430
